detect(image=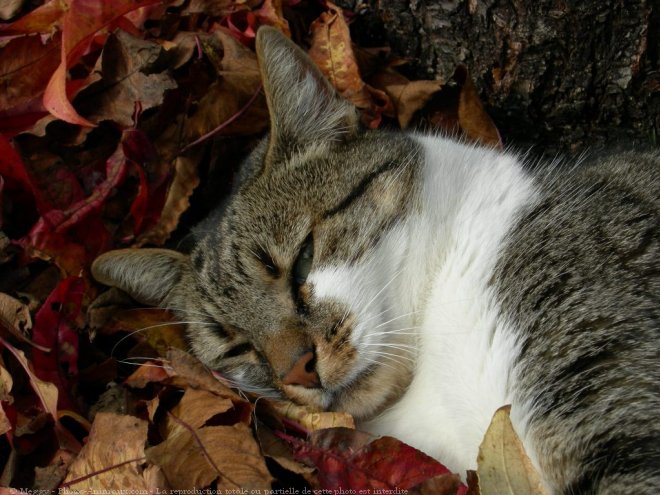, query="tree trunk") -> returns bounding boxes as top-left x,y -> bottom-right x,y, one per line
347,0 -> 659,156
